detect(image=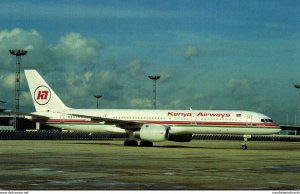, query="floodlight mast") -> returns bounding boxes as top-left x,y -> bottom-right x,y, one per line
9,49 -> 28,130
294,84 -> 300,126
0,100 -> 6,111
94,95 -> 102,109
148,75 -> 160,109
294,85 -> 300,89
